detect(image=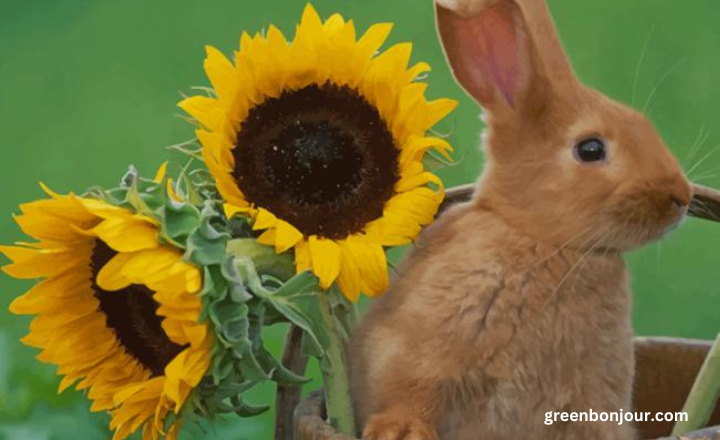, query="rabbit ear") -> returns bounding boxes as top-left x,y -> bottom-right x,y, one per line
436,0 -> 574,114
